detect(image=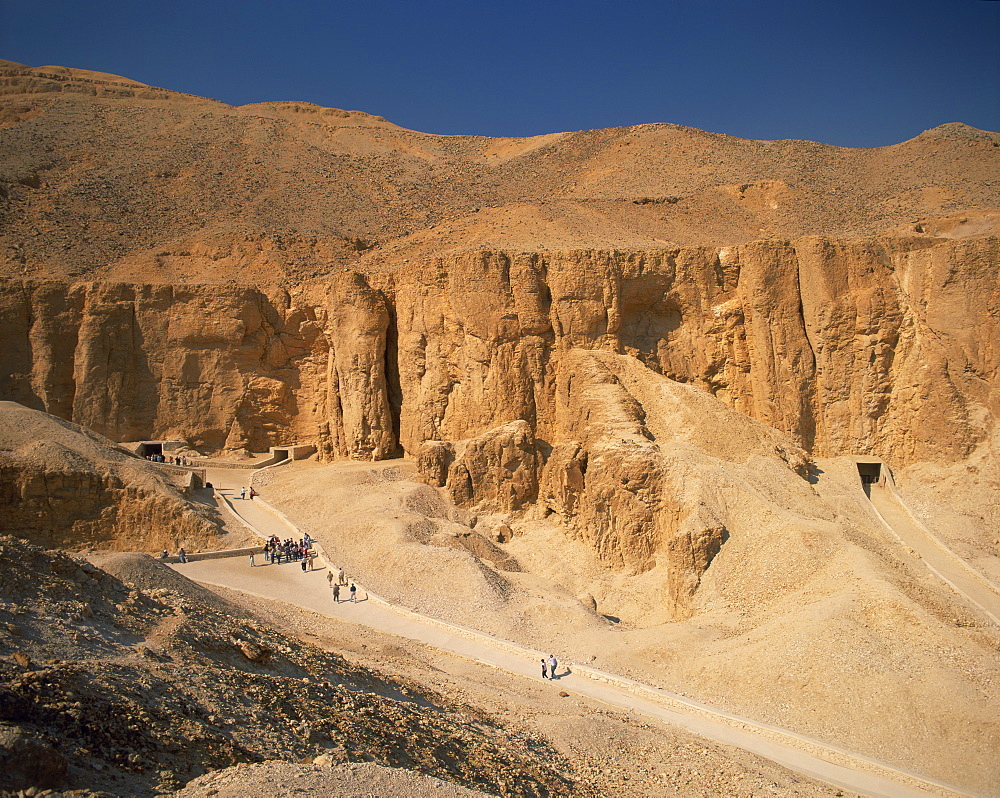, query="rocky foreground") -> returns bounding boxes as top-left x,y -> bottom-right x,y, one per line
0,534 -> 843,797
0,535 -> 578,796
